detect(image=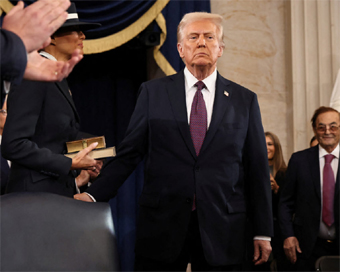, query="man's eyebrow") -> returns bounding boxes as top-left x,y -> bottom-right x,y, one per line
317,122 -> 338,126
187,31 -> 215,35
